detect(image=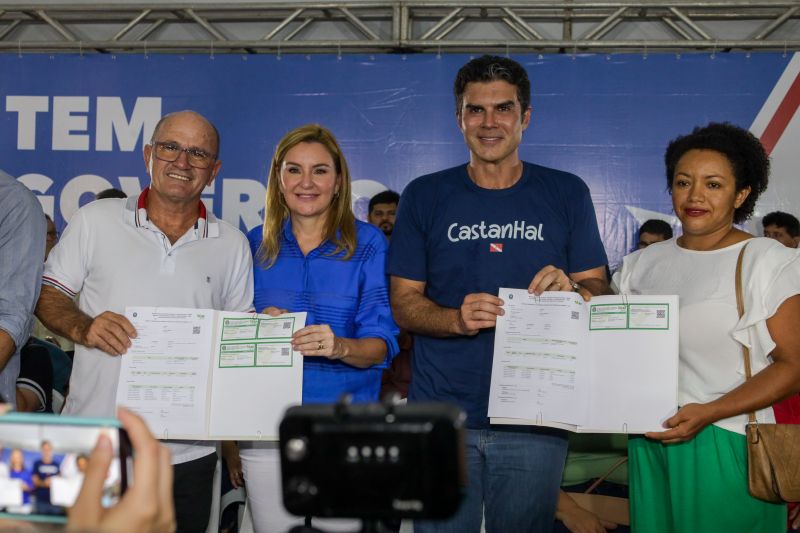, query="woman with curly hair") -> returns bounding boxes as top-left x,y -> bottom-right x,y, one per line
614,122 -> 800,532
